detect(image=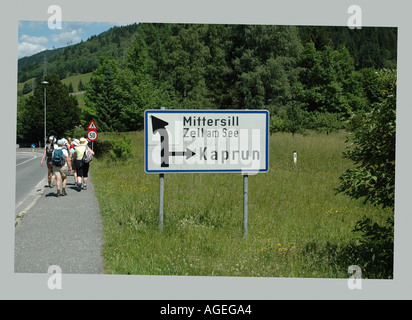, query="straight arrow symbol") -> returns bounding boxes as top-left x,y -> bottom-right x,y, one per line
171,148 -> 196,160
